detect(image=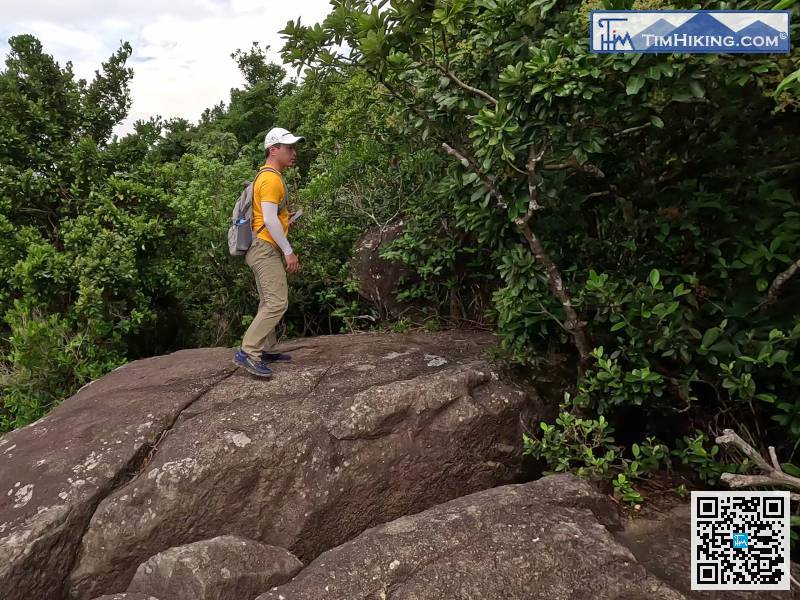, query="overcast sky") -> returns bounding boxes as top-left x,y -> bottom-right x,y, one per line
0,0 -> 333,136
